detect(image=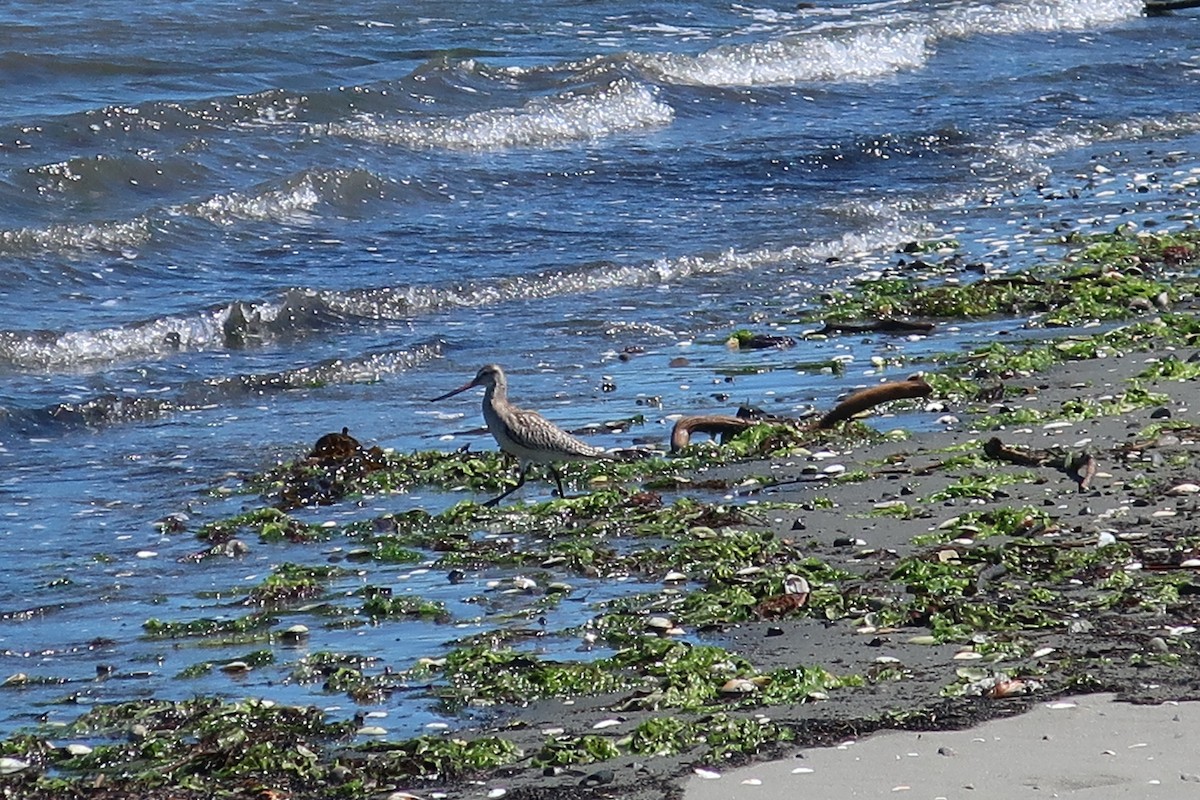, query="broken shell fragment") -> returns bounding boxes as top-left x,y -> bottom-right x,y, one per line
720,678 -> 759,696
